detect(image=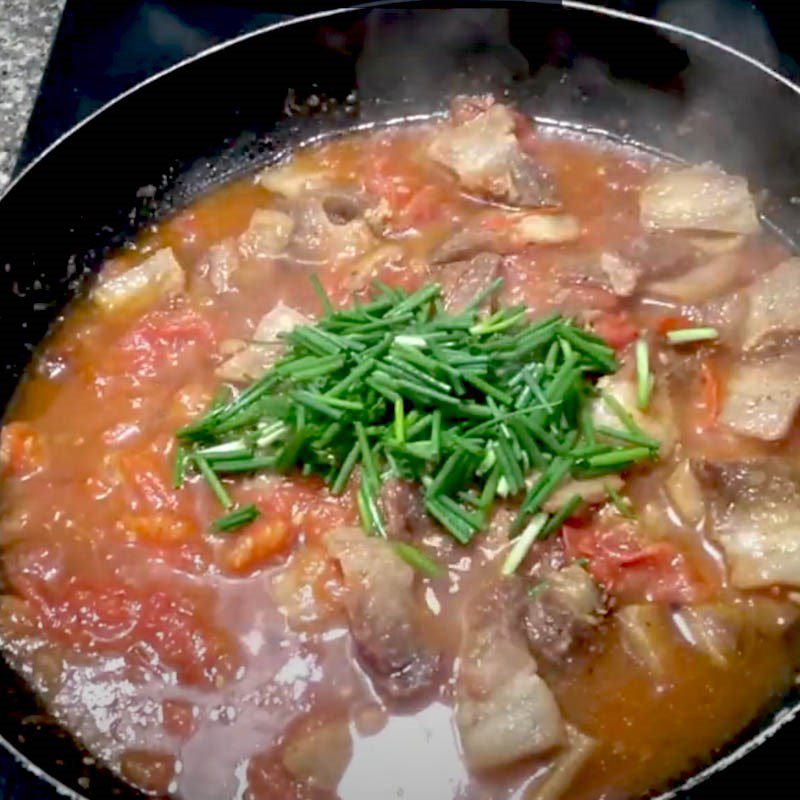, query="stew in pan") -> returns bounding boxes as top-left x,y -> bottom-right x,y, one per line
2,97 -> 799,800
